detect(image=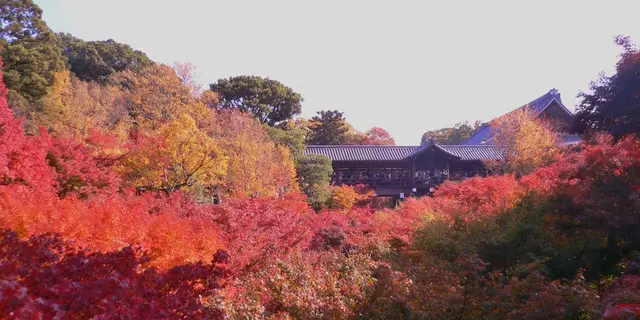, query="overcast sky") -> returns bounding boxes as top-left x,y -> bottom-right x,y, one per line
35,0 -> 640,145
